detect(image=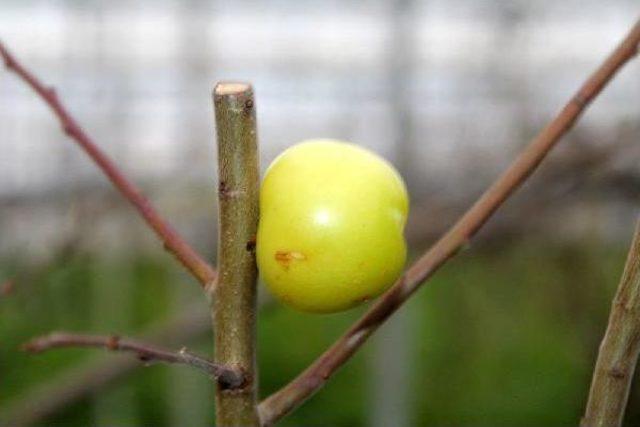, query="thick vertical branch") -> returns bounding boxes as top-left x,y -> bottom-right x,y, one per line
212,82 -> 260,426
582,219 -> 640,427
